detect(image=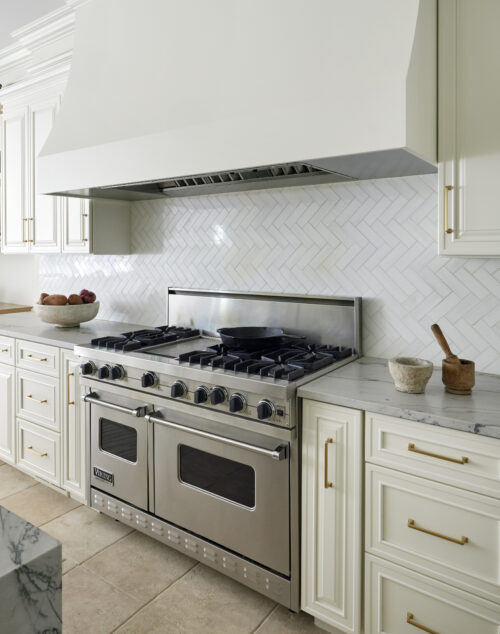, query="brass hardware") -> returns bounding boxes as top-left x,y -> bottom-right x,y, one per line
406,612 -> 439,634
408,519 -> 468,545
26,445 -> 48,458
1,348 -> 9,352
22,218 -> 29,243
26,394 -> 48,404
408,443 -> 468,464
28,217 -> 34,243
444,185 -> 453,234
82,212 -> 89,242
324,437 -> 334,488
67,372 -> 75,405
27,354 -> 47,362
